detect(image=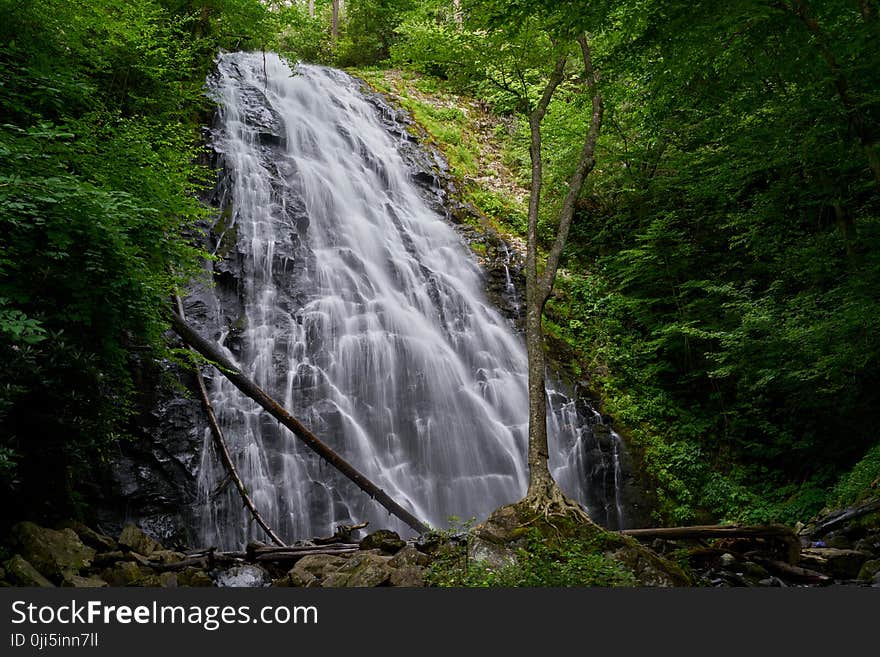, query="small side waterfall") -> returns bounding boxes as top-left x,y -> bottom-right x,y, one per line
195,52 -> 627,548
